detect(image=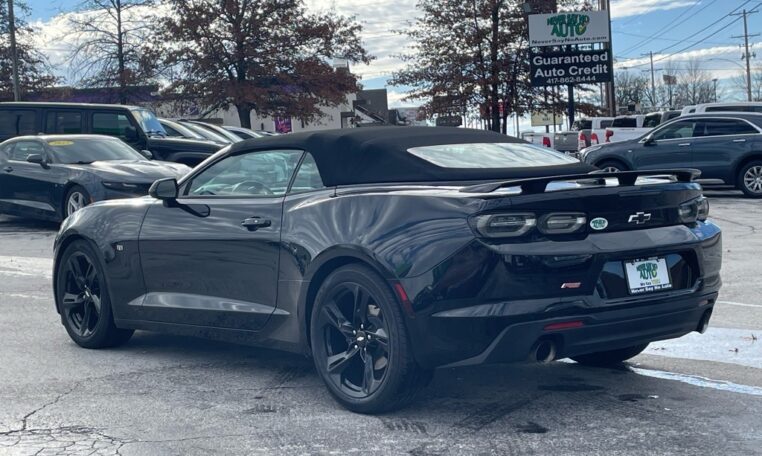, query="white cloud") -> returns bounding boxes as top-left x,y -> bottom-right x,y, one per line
610,0 -> 697,20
